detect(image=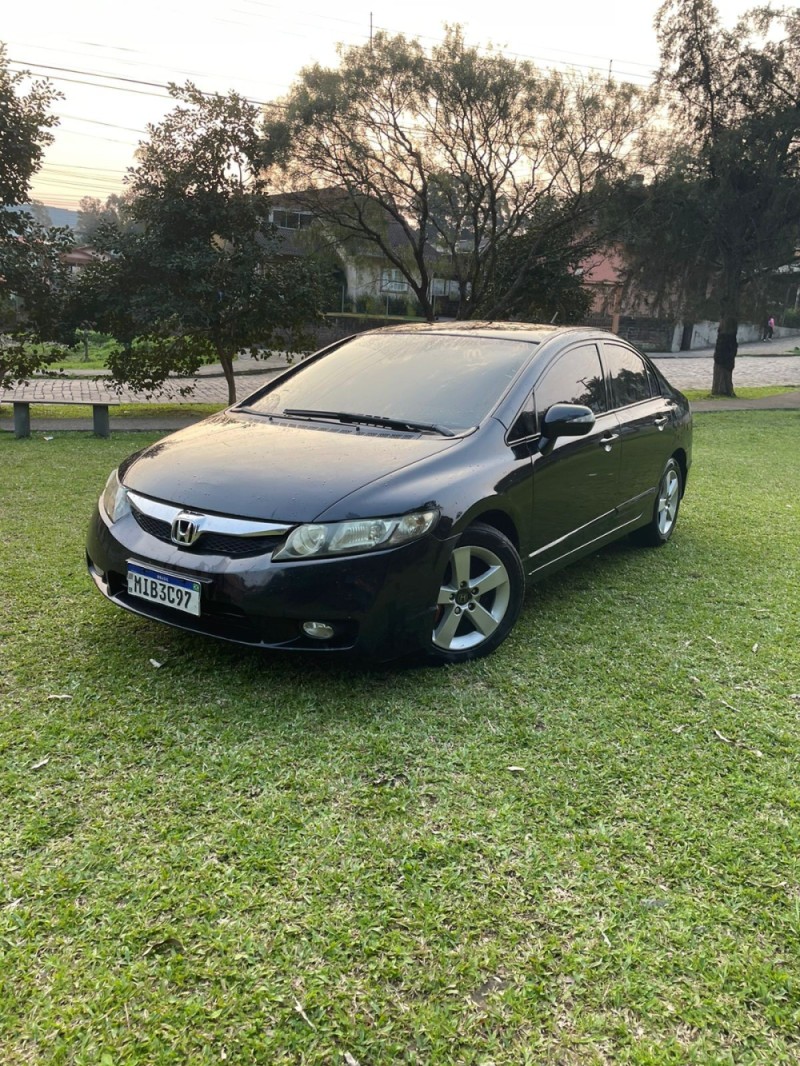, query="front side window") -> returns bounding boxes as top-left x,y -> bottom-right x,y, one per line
534,344 -> 608,429
605,344 -> 653,408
